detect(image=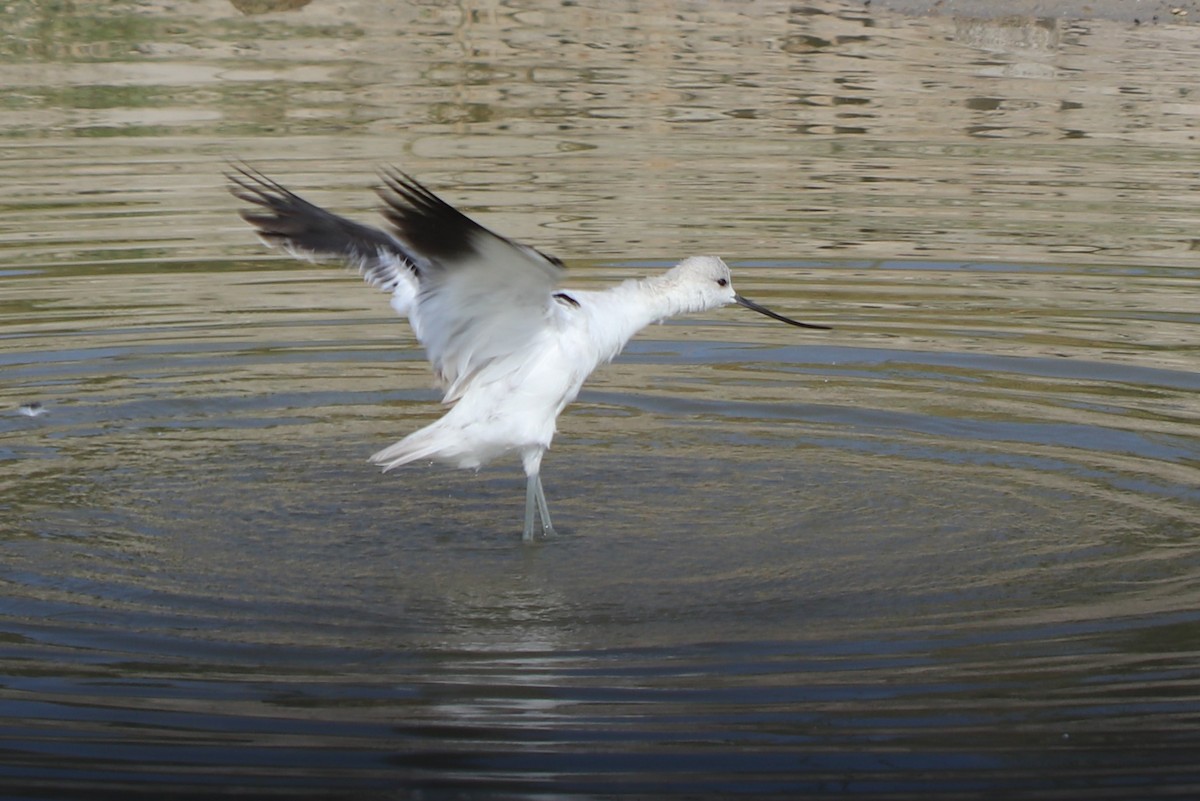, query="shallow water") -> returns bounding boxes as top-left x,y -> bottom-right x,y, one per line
2,1 -> 1200,798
